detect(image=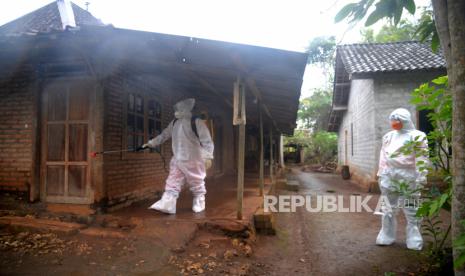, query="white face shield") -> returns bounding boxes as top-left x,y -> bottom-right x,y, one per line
174,98 -> 195,119
388,108 -> 416,131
